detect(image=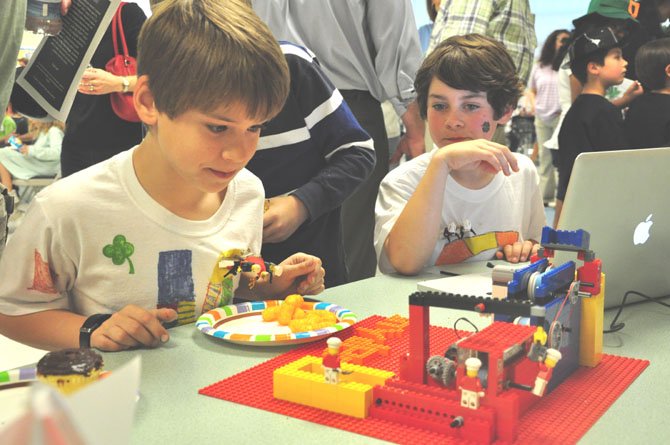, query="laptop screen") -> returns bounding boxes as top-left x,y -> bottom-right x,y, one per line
556,147 -> 670,308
